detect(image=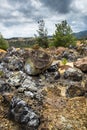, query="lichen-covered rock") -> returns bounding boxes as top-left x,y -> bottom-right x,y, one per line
24,49 -> 52,75
58,49 -> 79,61
3,55 -> 23,71
6,71 -> 26,87
21,76 -> 37,92
9,97 -> 40,130
64,67 -> 83,81
74,57 -> 87,72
